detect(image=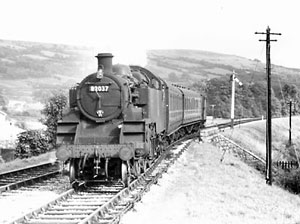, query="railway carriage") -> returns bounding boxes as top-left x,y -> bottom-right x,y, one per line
56,53 -> 206,186
166,83 -> 184,134
182,87 -> 206,125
